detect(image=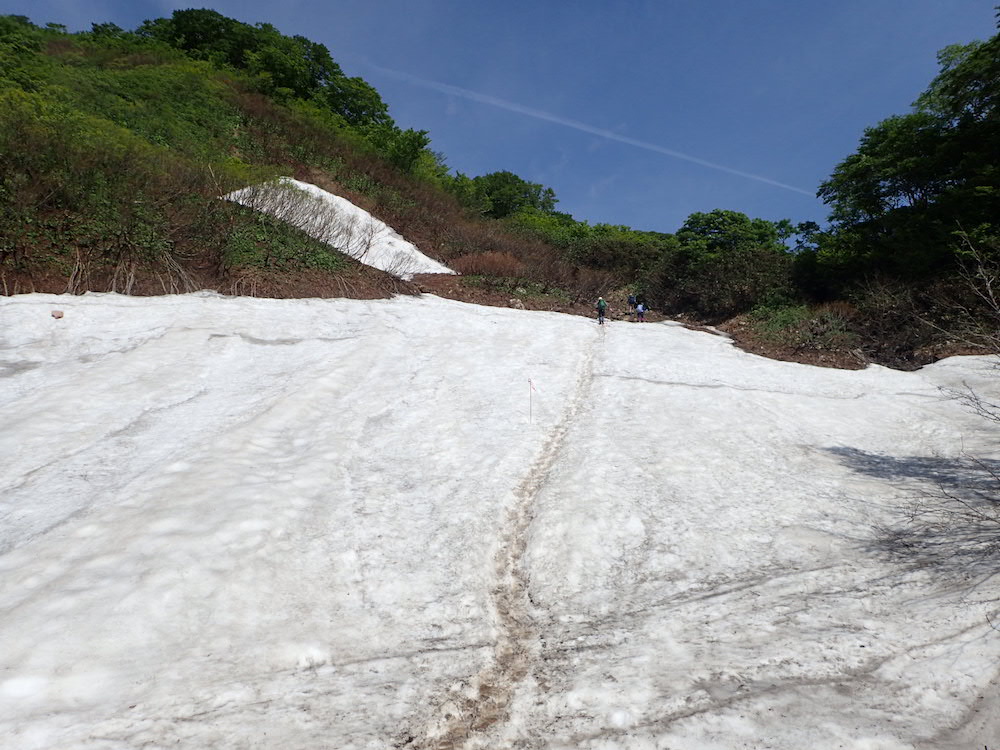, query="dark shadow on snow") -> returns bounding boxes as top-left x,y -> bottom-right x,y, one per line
827,446 -> 1000,492
825,447 -> 1000,588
